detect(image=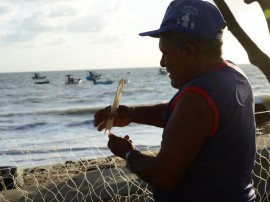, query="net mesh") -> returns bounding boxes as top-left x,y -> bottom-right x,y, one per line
0,118 -> 269,202
253,124 -> 270,202
0,149 -> 155,202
